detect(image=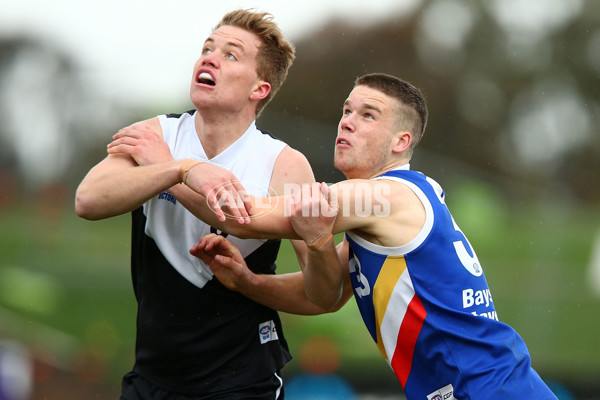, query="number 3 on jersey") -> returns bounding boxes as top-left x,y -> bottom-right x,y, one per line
427,176 -> 483,277
451,216 -> 483,276
349,256 -> 370,298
